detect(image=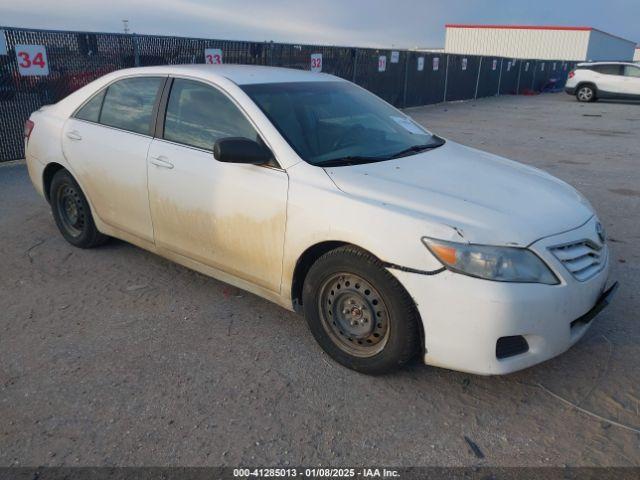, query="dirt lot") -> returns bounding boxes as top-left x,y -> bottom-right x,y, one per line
1,93 -> 639,467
